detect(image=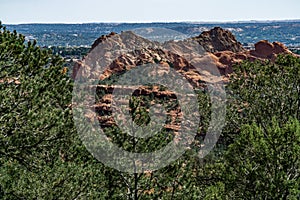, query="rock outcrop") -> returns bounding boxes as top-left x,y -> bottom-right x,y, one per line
193,27 -> 245,53
74,27 -> 297,79
250,40 -> 293,60
72,27 -> 298,130
211,39 -> 297,74
90,32 -> 117,52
